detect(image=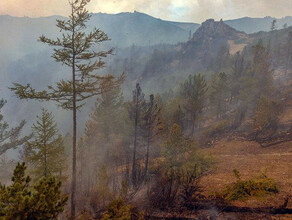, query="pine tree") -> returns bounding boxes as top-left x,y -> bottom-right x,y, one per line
180,74 -> 208,137
270,19 -> 277,32
0,163 -> 68,220
230,51 -> 246,104
85,77 -> 124,145
128,83 -> 146,185
154,124 -> 212,207
95,164 -> 112,207
164,98 -> 185,130
10,1 -> 124,218
268,19 -> 277,53
0,154 -> 15,185
0,162 -> 32,219
162,124 -> 196,168
142,94 -> 164,175
25,108 -> 66,181
0,99 -> 31,156
81,78 -> 127,193
253,95 -> 281,141
251,40 -> 273,101
210,72 -> 230,119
